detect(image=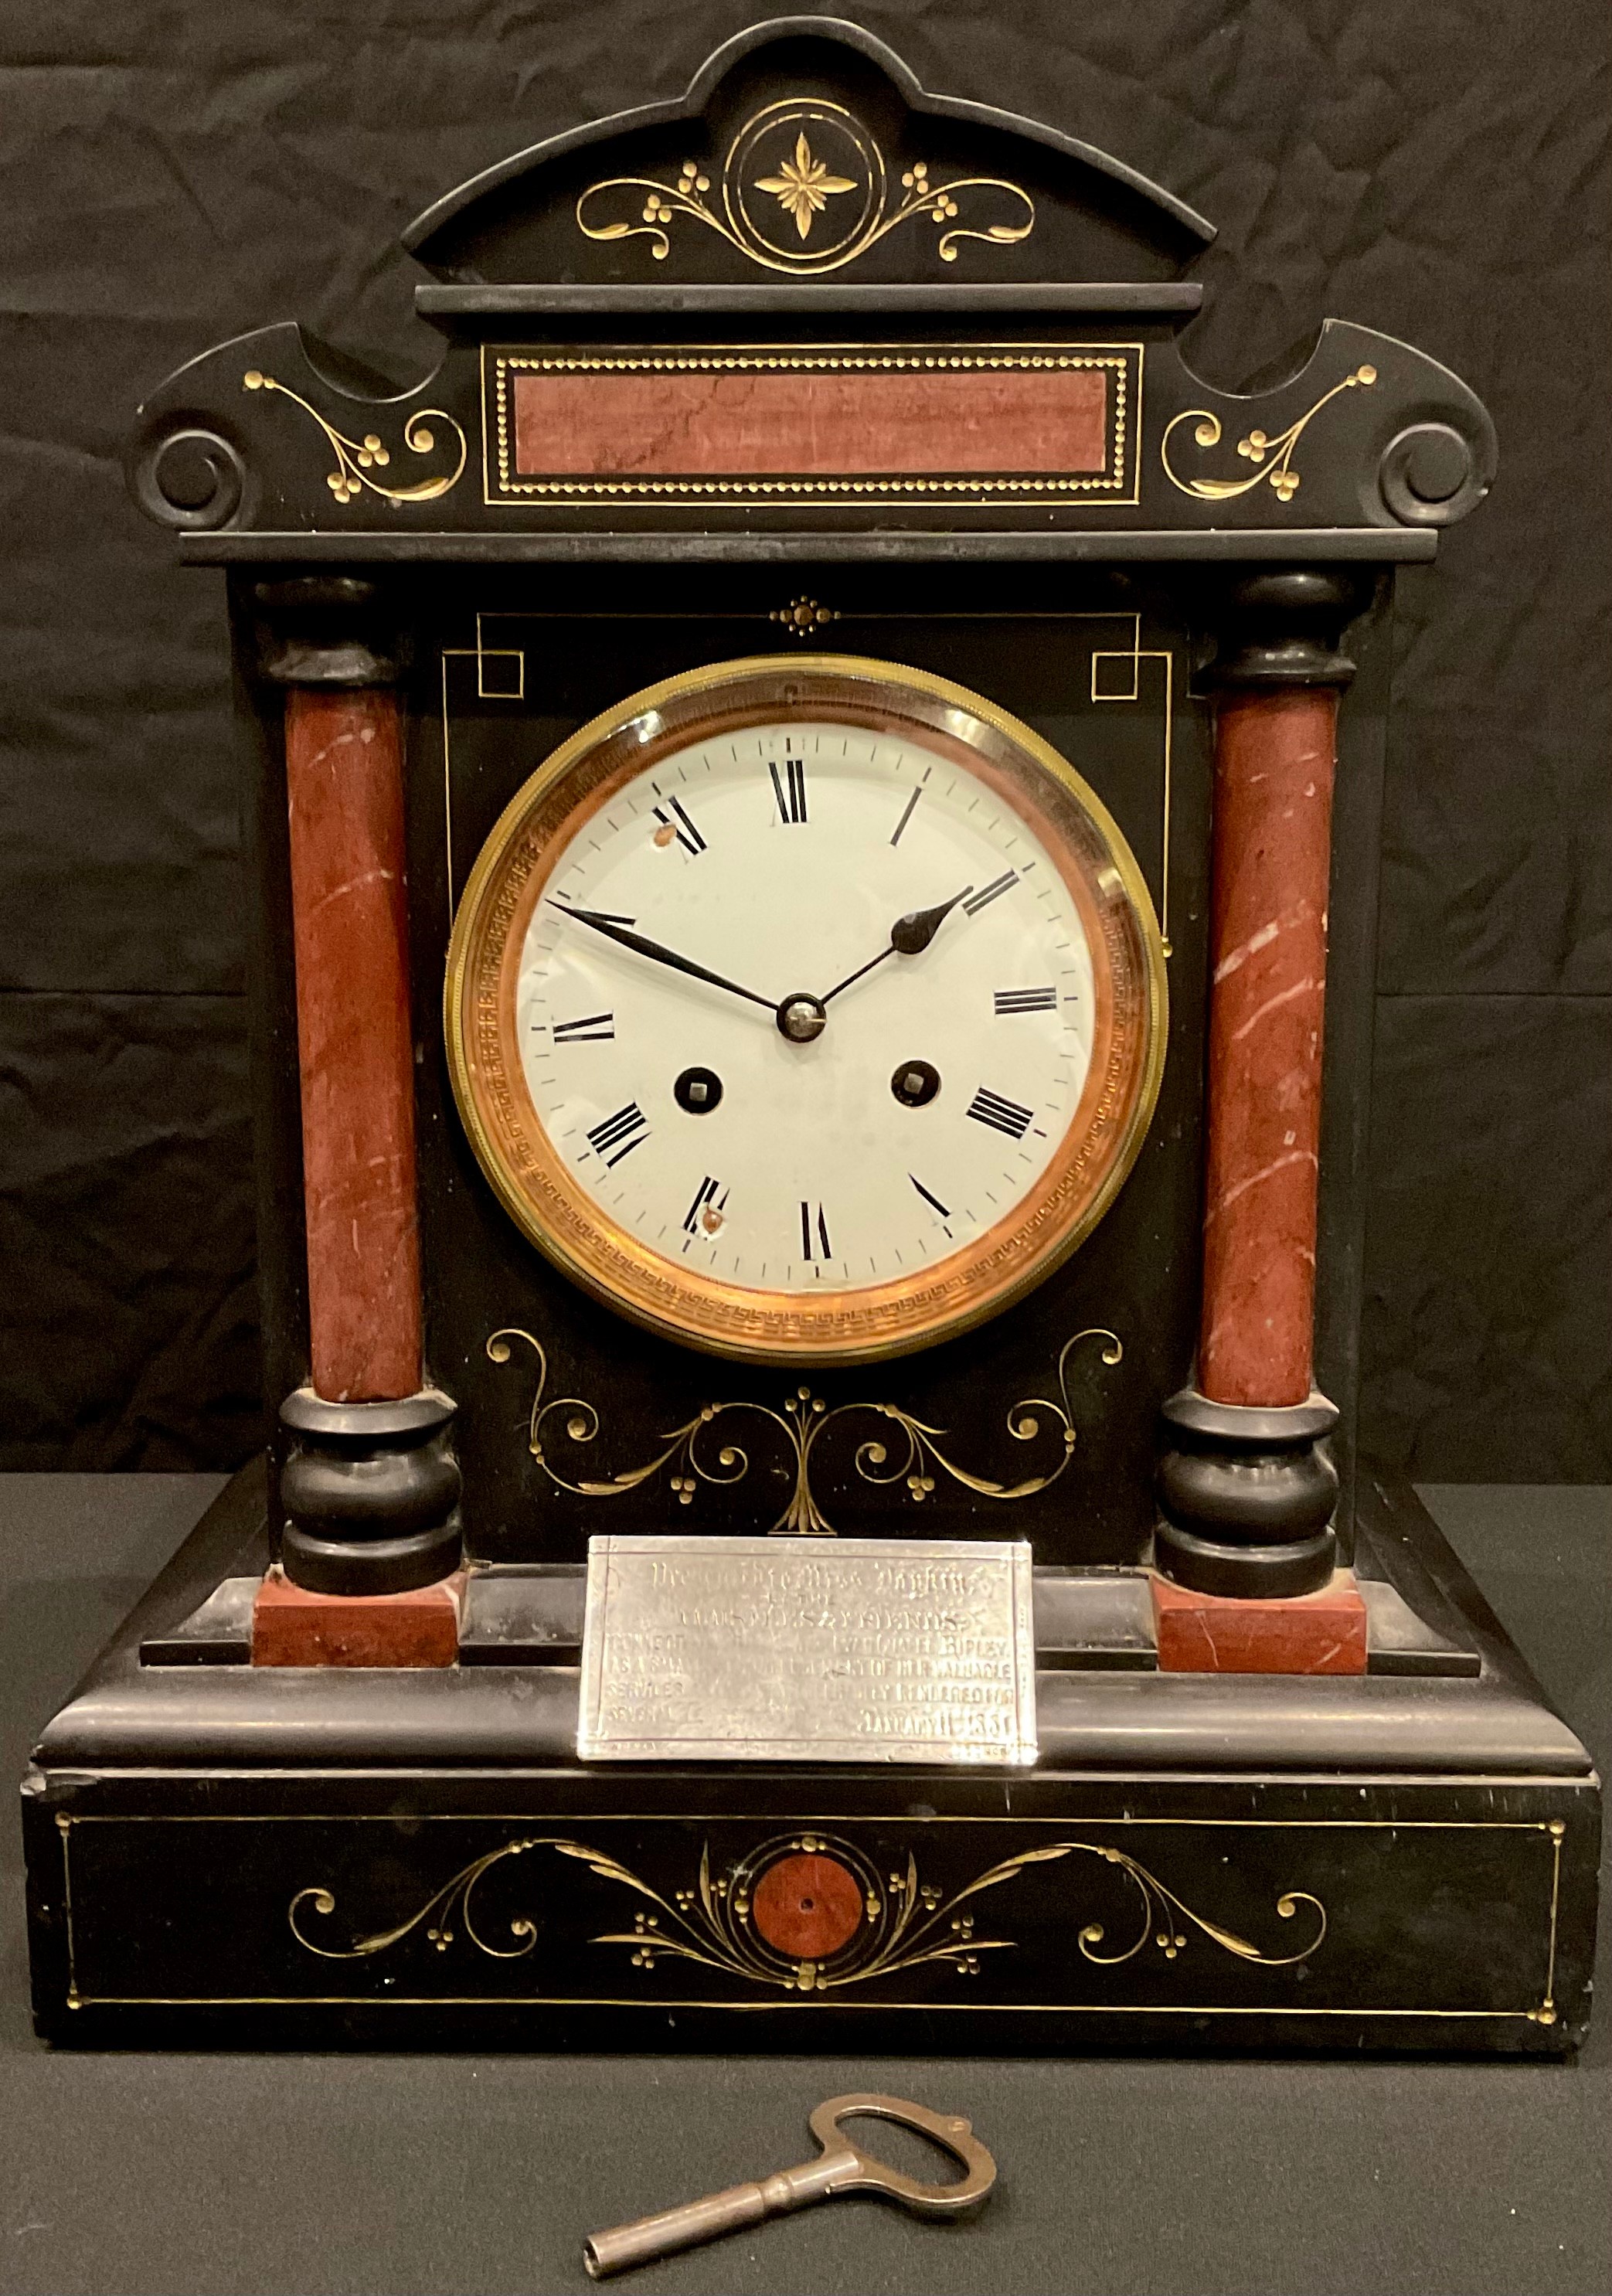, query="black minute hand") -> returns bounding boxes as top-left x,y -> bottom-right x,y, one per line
554,904 -> 777,1014
818,887 -> 974,1006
